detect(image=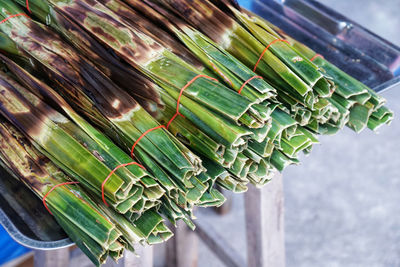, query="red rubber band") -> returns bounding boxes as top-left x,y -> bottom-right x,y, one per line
166,113 -> 179,130
310,54 -> 324,62
42,182 -> 80,215
130,125 -> 166,157
238,76 -> 263,94
253,39 -> 290,72
117,74 -> 216,203
166,74 -> 217,129
0,13 -> 29,25
102,162 -> 145,206
26,0 -> 31,13
113,74 -> 219,207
